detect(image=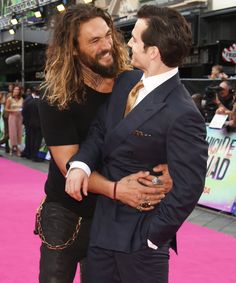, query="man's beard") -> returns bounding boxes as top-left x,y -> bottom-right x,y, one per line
79,49 -> 119,78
